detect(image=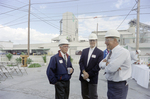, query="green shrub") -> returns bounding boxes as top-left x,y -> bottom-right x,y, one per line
28,63 -> 41,68
70,56 -> 73,63
26,58 -> 33,64
16,57 -> 22,64
21,52 -> 25,55
42,55 -> 46,63
6,53 -> 13,61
